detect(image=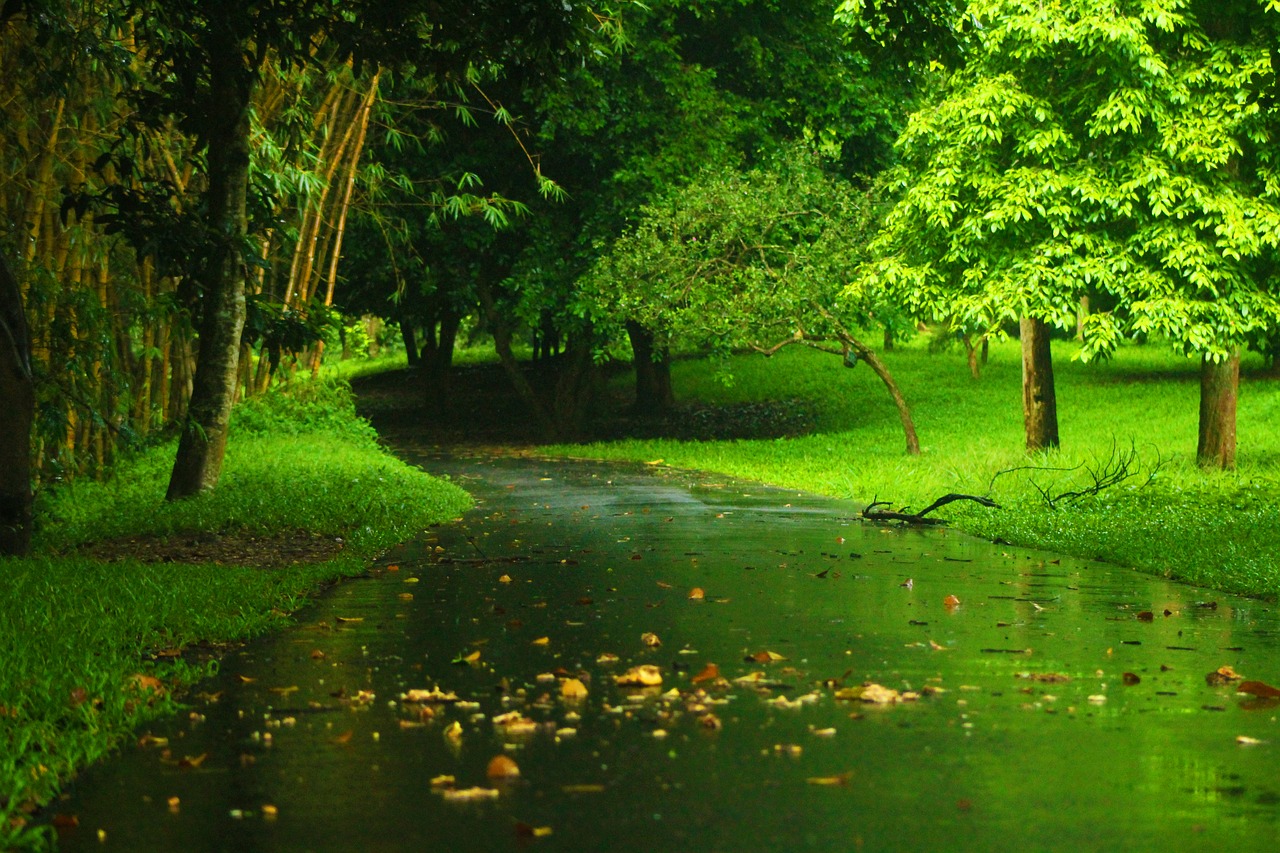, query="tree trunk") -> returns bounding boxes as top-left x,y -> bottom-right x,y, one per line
166,42 -> 252,500
1020,316 -> 1059,452
626,320 -> 674,414
0,253 -> 34,556
401,322 -> 421,367
845,336 -> 921,456
1197,350 -> 1239,469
